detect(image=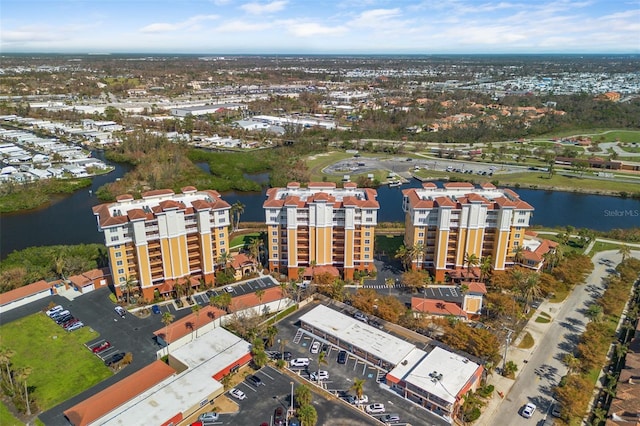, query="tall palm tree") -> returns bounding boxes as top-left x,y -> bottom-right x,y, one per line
618,244 -> 631,262
464,253 -> 480,274
0,348 -> 15,388
385,278 -> 395,295
350,378 -> 366,399
255,289 -> 265,306
479,256 -> 492,282
411,243 -> 425,268
318,351 -> 328,367
562,353 -> 580,376
394,245 -> 411,271
121,275 -> 137,305
248,237 -> 263,265
230,201 -> 245,232
512,245 -> 525,265
15,367 -> 32,415
161,312 -> 175,354
191,304 -> 201,339
218,251 -> 233,274
519,273 -> 541,313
